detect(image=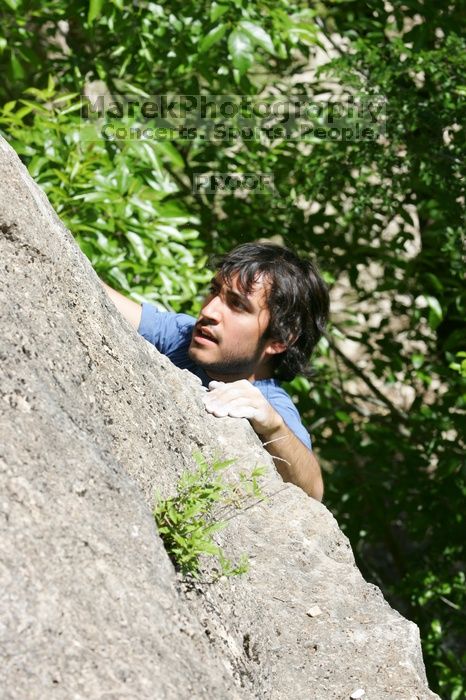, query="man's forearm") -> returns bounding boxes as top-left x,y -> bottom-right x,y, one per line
202,380 -> 324,500
260,420 -> 324,501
